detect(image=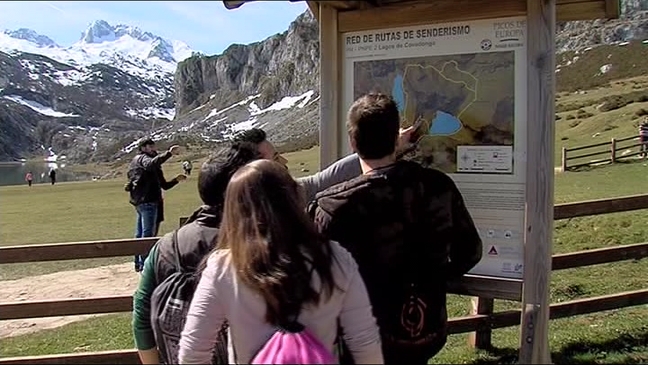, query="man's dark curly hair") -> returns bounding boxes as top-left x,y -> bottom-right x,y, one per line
198,142 -> 261,207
